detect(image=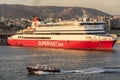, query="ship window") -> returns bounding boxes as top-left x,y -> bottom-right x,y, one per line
23,37 -> 51,39
85,36 -> 92,39
34,32 -> 105,35
18,36 -> 23,38
80,23 -> 105,25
